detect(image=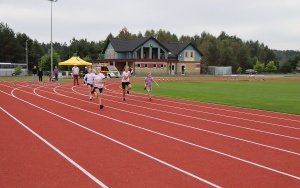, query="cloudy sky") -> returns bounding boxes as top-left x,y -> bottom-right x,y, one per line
1,0 -> 299,51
